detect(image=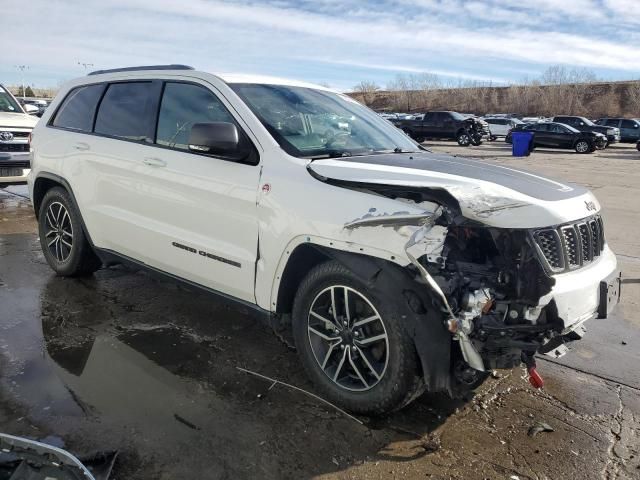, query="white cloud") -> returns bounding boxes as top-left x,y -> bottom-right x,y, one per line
1,0 -> 639,88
